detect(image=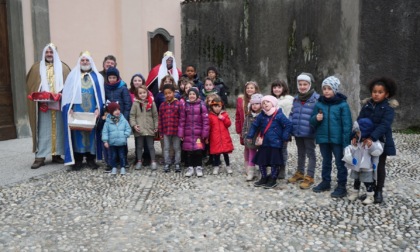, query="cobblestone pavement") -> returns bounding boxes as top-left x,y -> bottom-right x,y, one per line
0,110 -> 419,251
